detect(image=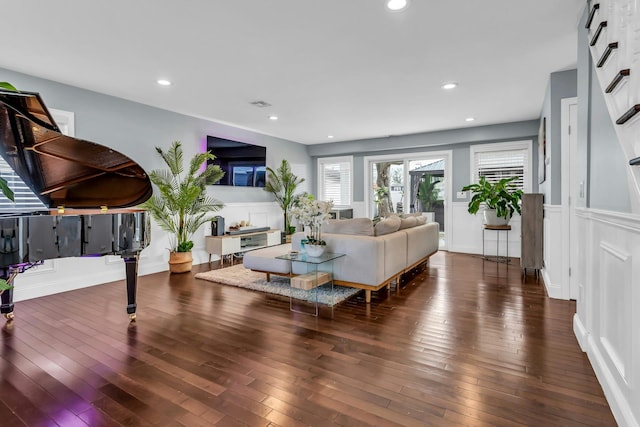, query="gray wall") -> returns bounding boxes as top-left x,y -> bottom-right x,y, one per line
576,7 -> 591,209
0,67 -> 311,204
539,69 -> 578,205
308,121 -> 540,203
575,10 -> 631,213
